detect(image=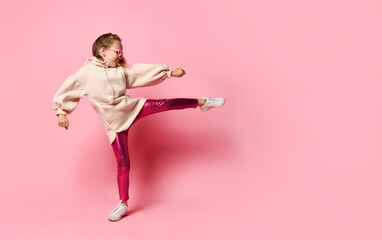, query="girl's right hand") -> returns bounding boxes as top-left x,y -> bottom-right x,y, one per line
58,114 -> 69,130
171,68 -> 186,77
